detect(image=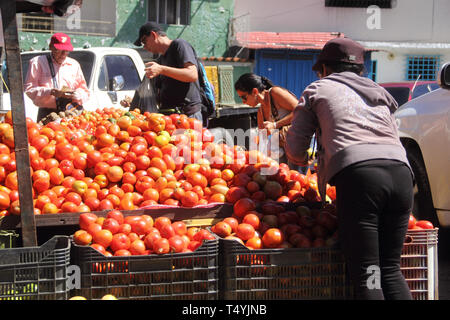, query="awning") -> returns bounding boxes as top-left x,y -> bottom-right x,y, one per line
233,31 -> 345,50
232,31 -> 378,52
